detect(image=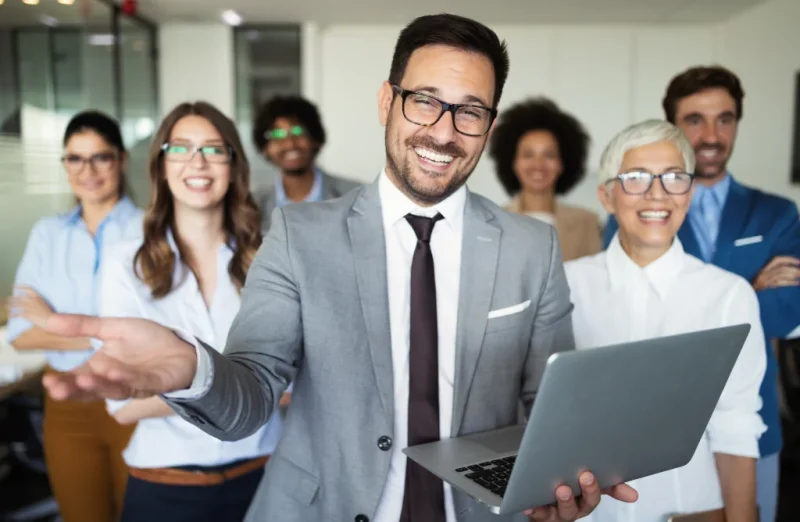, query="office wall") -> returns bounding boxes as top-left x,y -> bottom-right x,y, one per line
718,0 -> 800,204
314,24 -> 724,214
158,24 -> 235,118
